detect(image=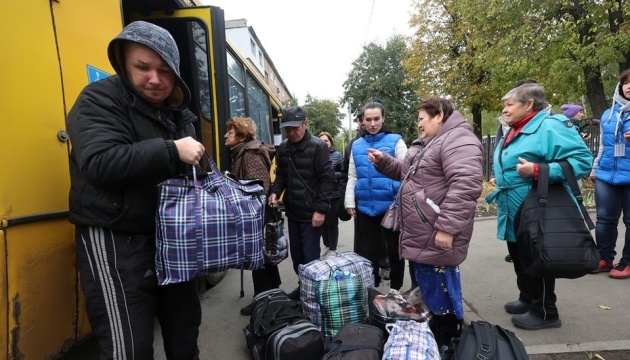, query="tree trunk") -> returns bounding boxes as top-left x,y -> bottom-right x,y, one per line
471,103 -> 482,139
583,64 -> 608,119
